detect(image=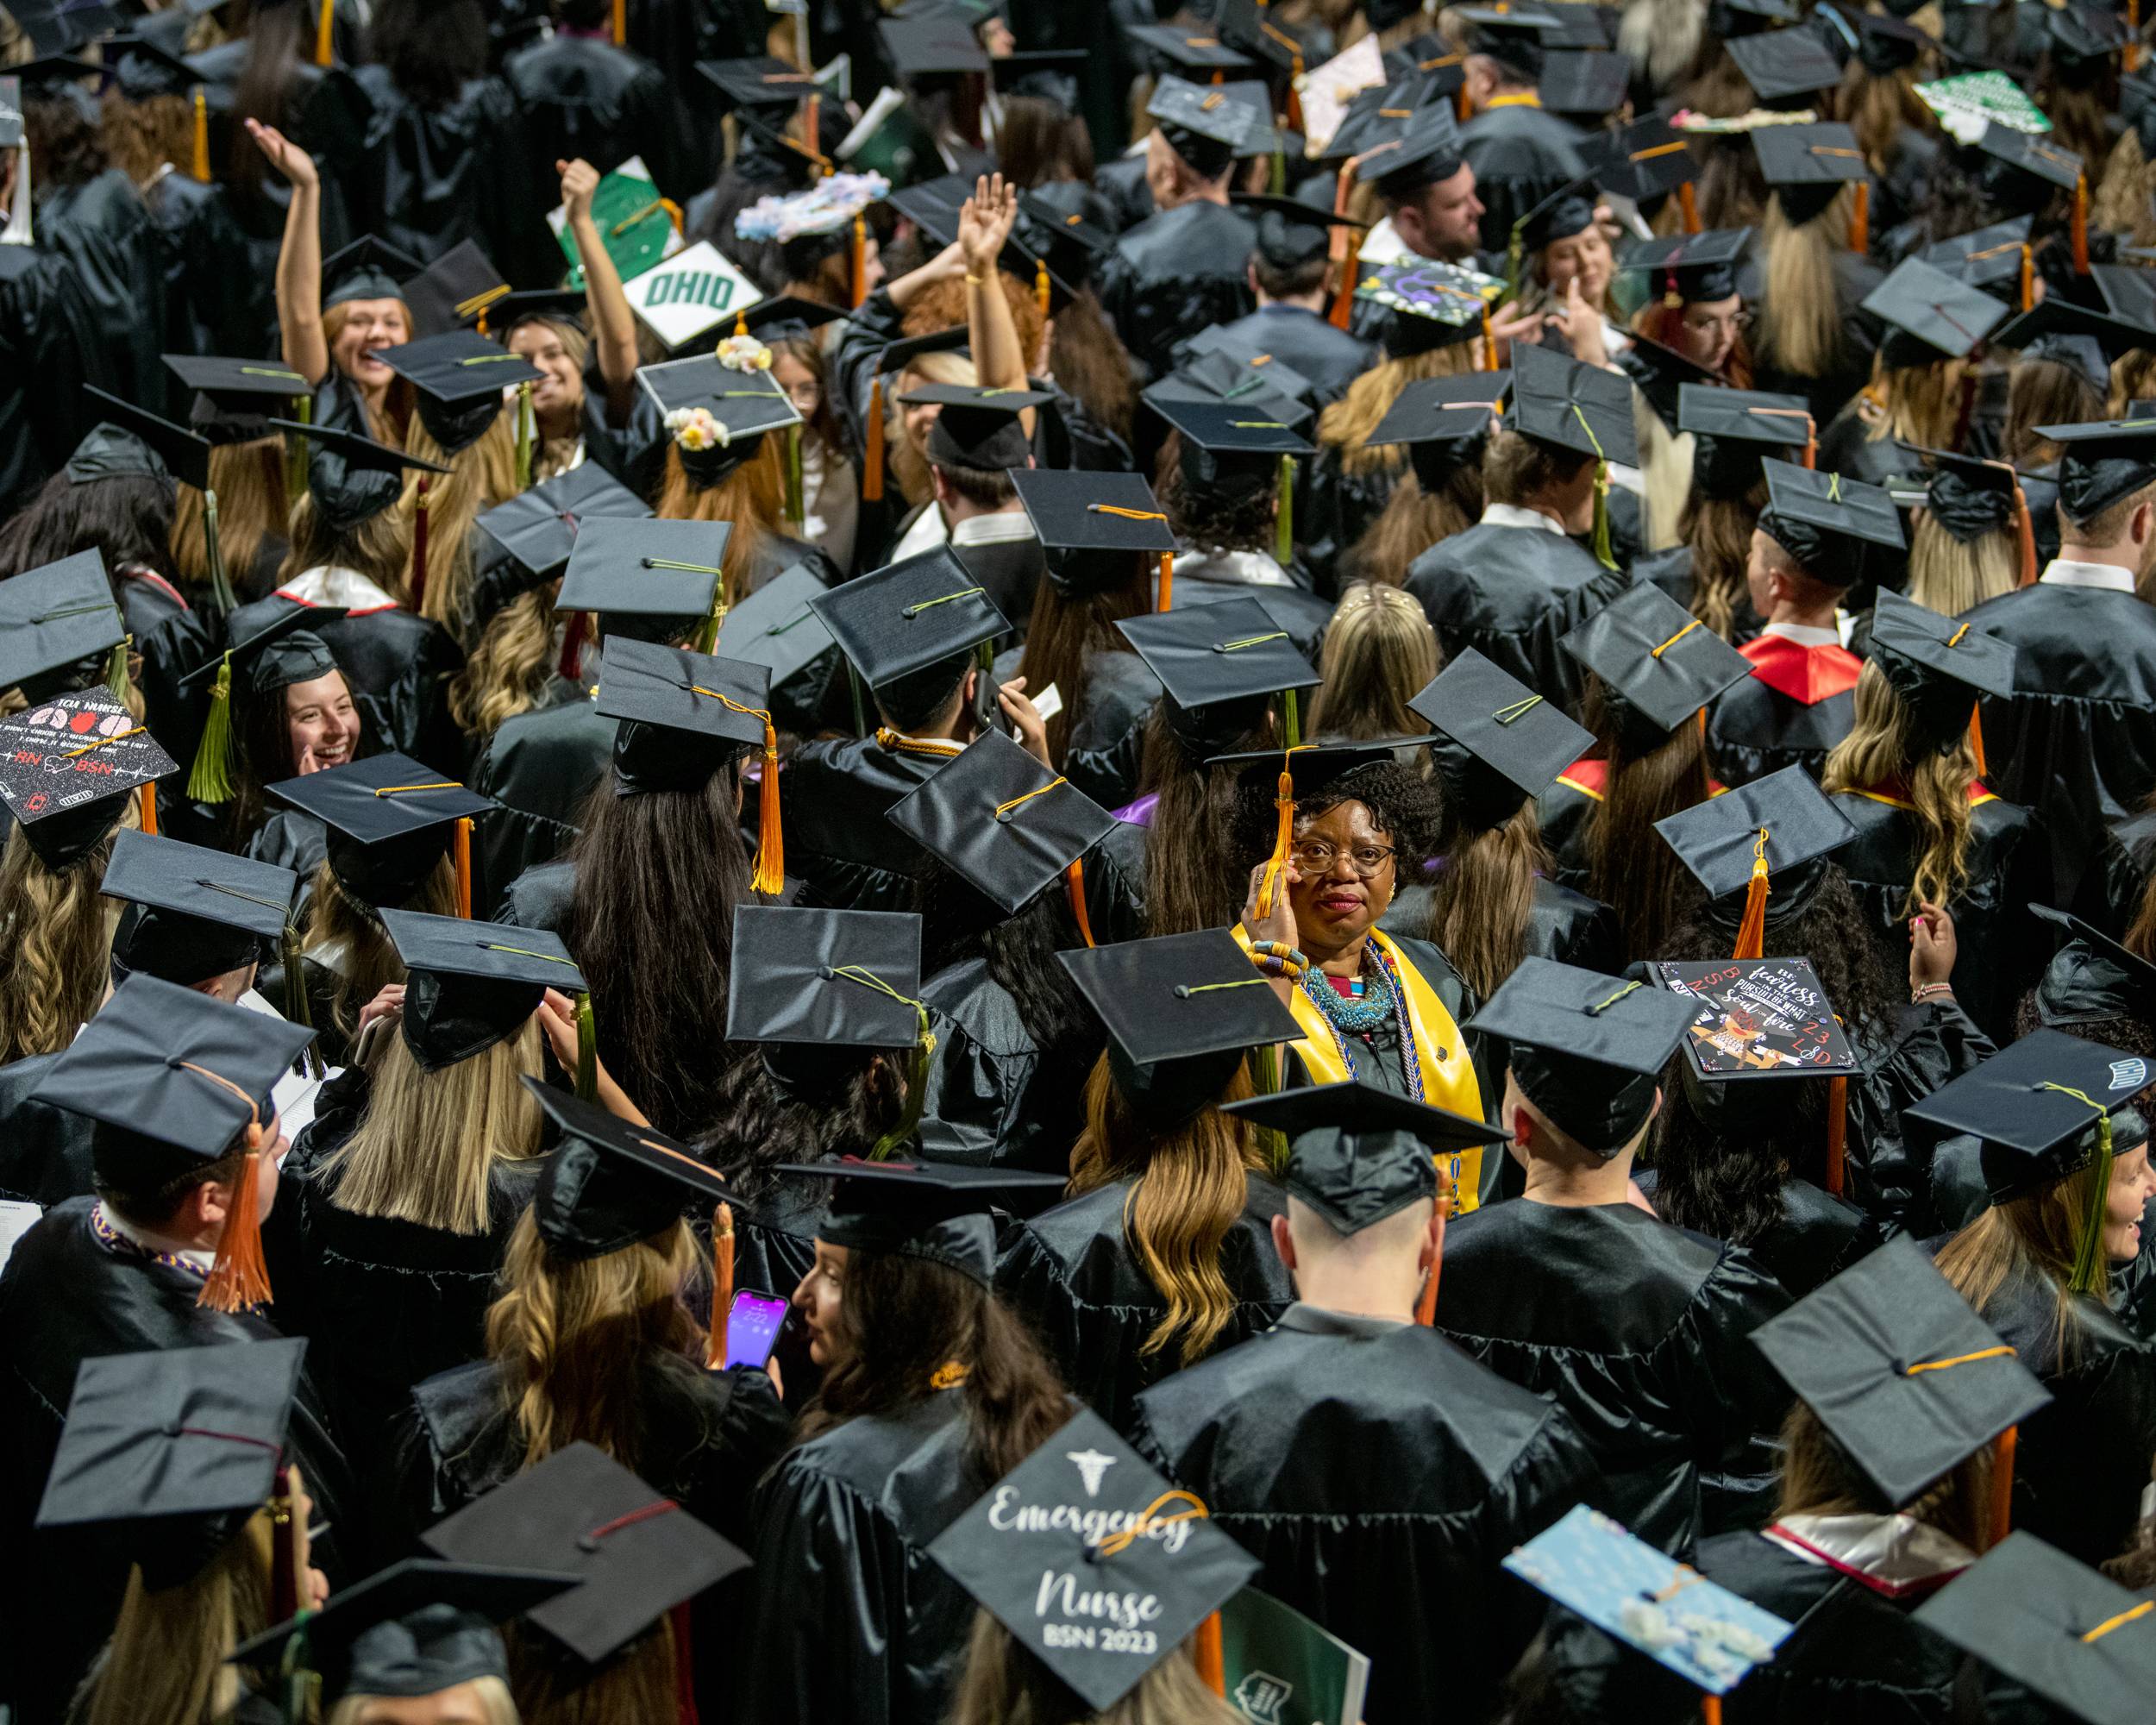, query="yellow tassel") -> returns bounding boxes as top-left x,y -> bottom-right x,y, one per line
1733,828 -> 1769,960
611,0 -> 626,46
191,87 -> 210,182
1035,256 -> 1051,317
851,215 -> 868,310
314,0 -> 335,66
1157,549 -> 1174,612
1257,762 -> 1295,919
